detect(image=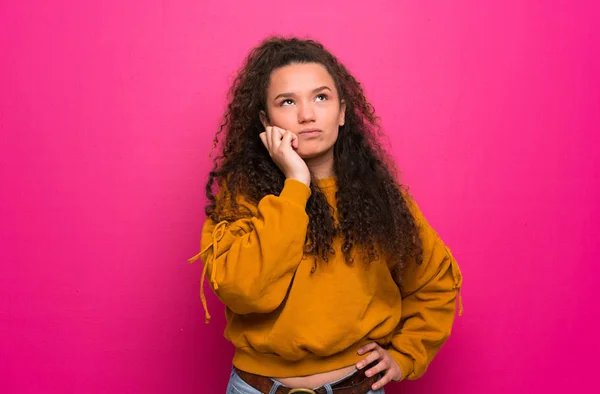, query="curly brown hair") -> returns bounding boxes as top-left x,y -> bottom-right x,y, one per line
204,36 -> 422,283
